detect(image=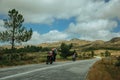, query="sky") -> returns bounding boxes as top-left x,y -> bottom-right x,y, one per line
0,0 -> 120,45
